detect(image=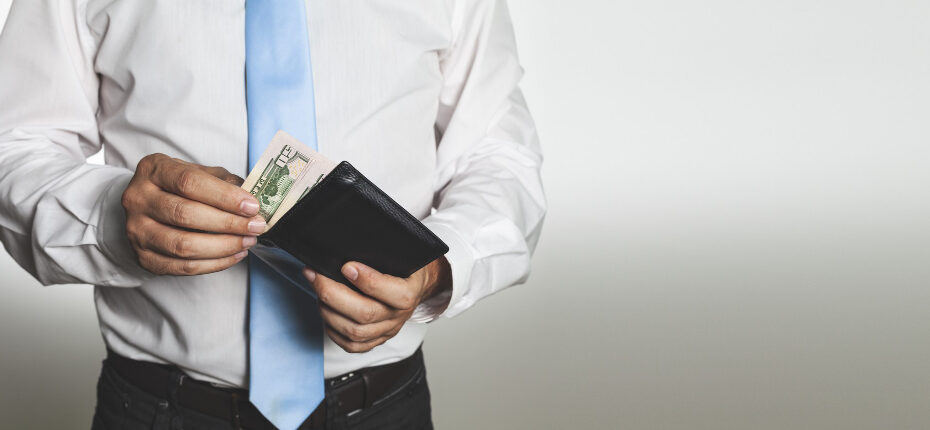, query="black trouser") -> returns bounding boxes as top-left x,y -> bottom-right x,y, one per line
91,353 -> 433,430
